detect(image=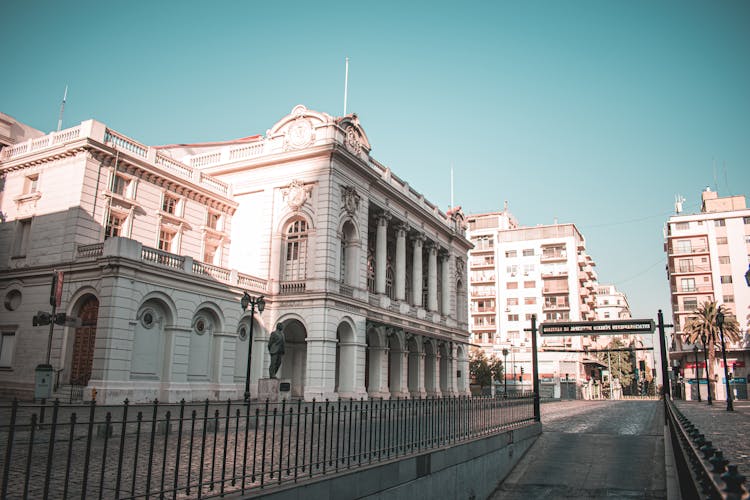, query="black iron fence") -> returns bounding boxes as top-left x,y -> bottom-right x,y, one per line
664,398 -> 748,499
0,395 -> 534,499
